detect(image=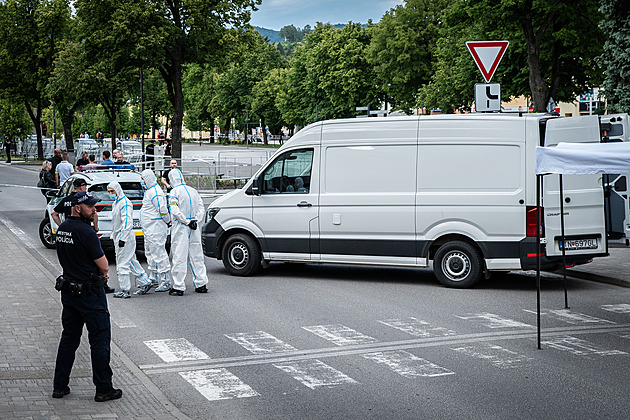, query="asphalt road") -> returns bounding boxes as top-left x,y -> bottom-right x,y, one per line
1,161 -> 630,420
